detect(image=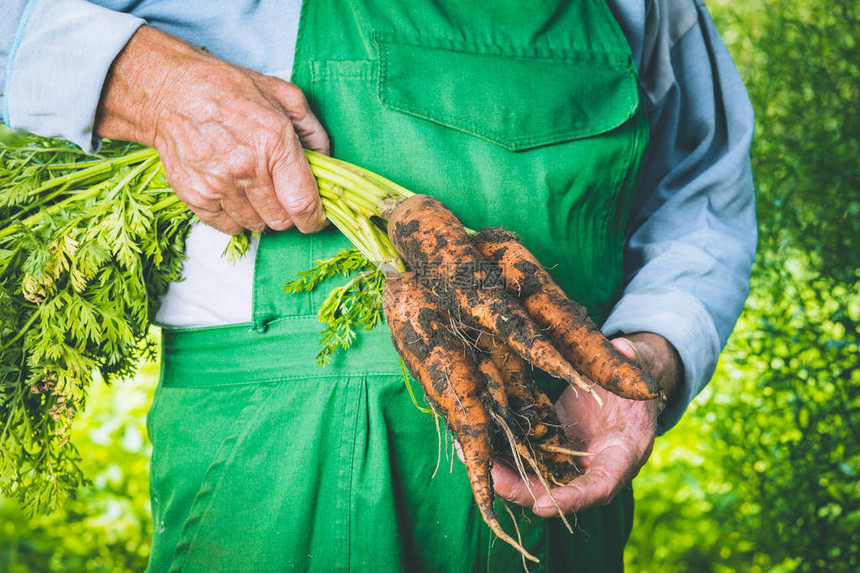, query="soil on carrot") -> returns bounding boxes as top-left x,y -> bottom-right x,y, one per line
472,226 -> 663,401
383,272 -> 541,563
382,196 -> 670,562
